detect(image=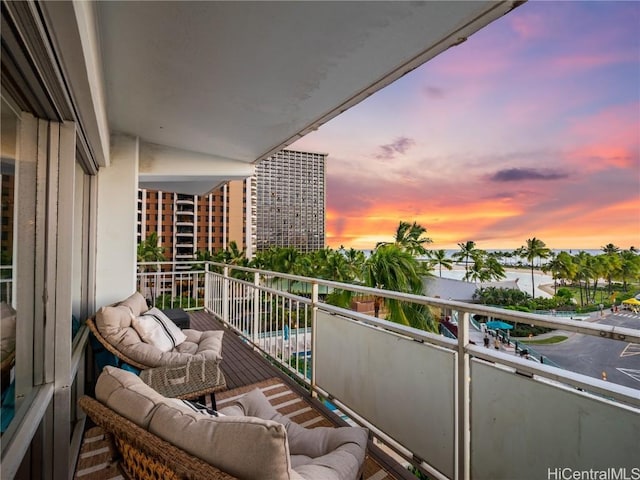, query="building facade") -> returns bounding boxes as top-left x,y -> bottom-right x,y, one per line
137,149 -> 326,261
137,178 -> 255,261
255,149 -> 326,252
